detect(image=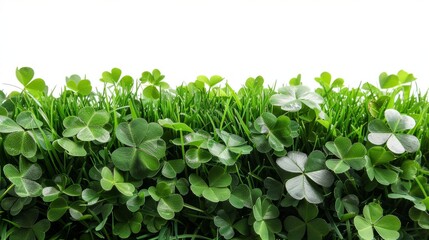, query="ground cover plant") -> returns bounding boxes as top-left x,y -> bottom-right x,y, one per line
0,67 -> 428,239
